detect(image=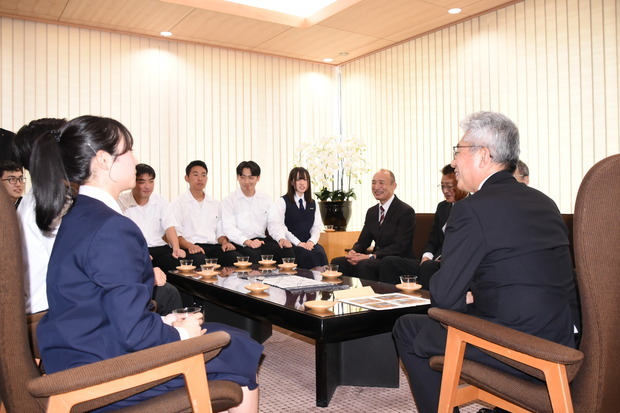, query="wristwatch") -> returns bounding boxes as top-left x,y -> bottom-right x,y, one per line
368,254 -> 375,259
